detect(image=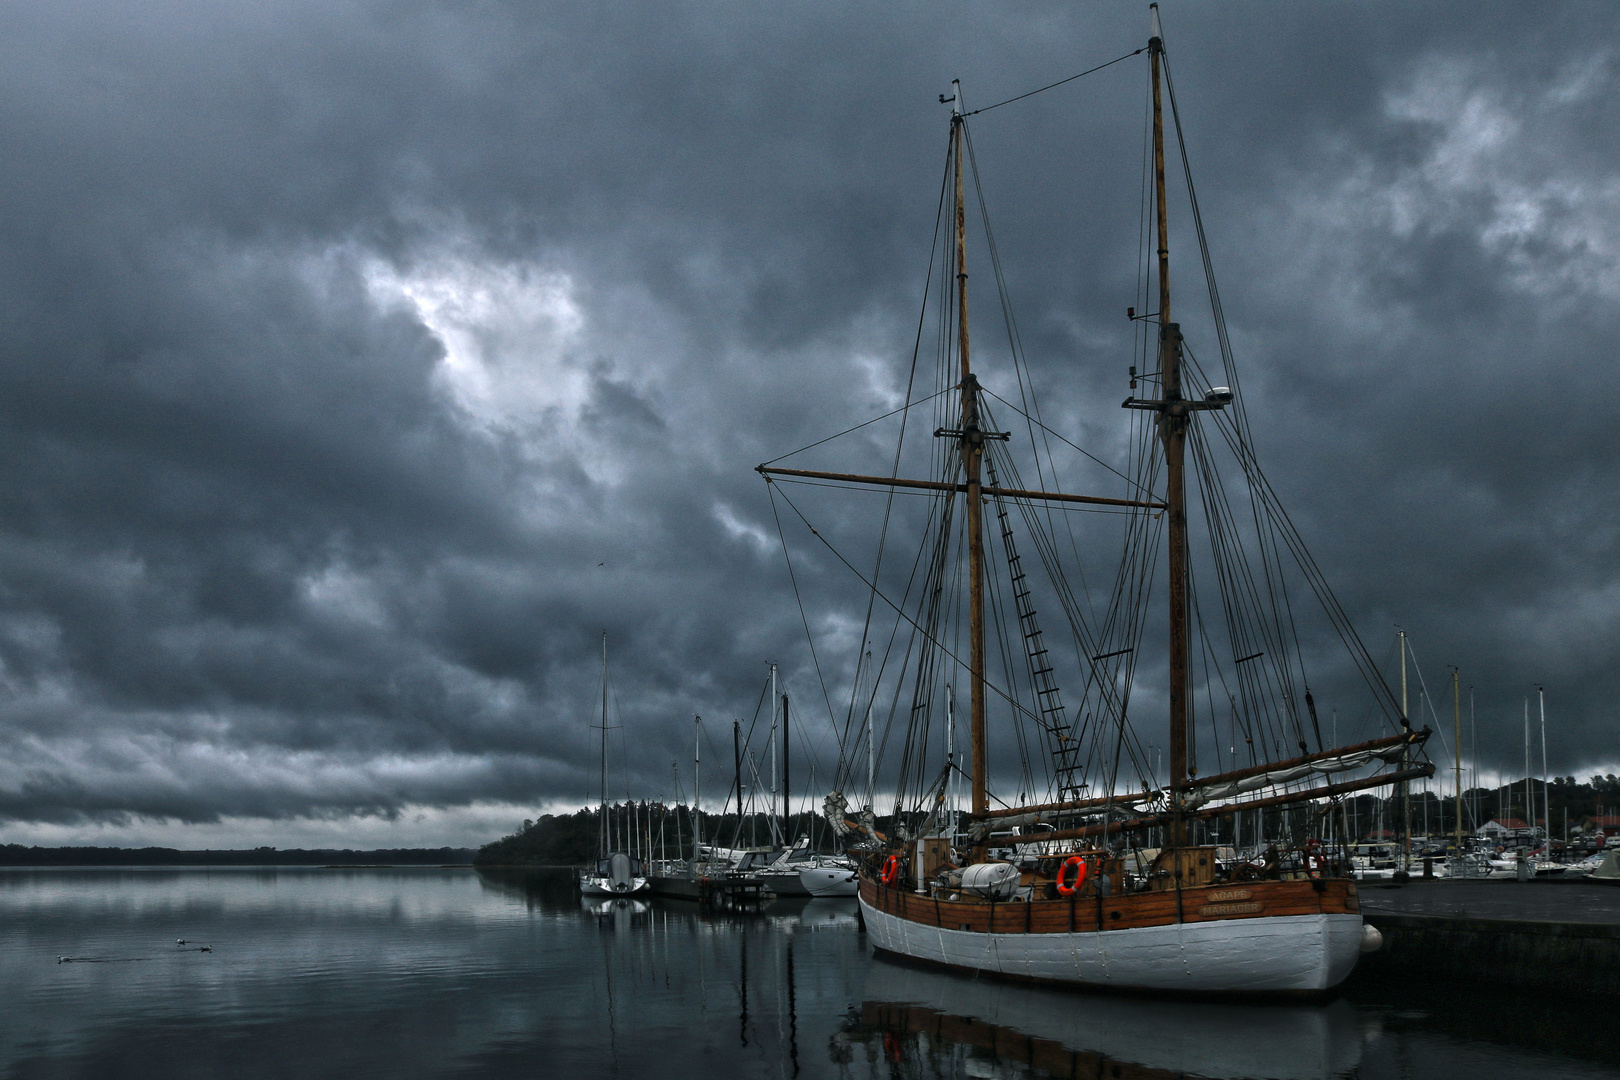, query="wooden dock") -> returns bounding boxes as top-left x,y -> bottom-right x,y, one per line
697,877 -> 771,909
648,873 -> 772,909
